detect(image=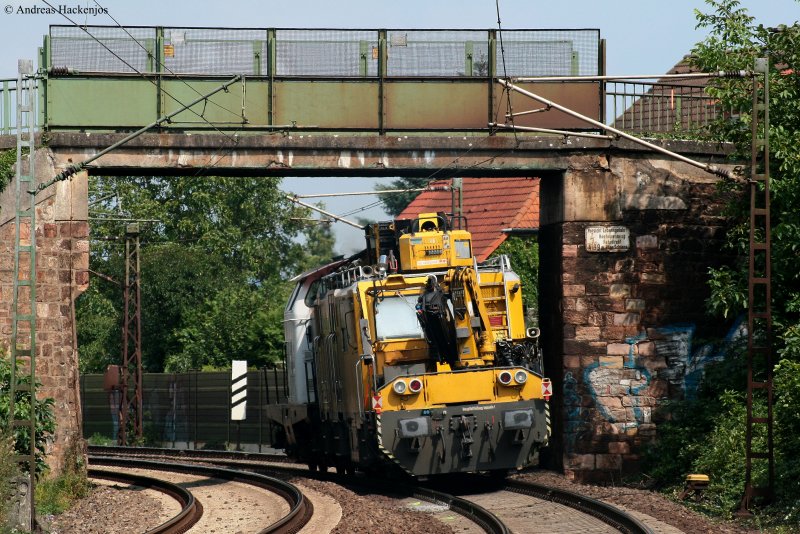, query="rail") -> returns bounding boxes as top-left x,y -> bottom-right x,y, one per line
504,479 -> 655,534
